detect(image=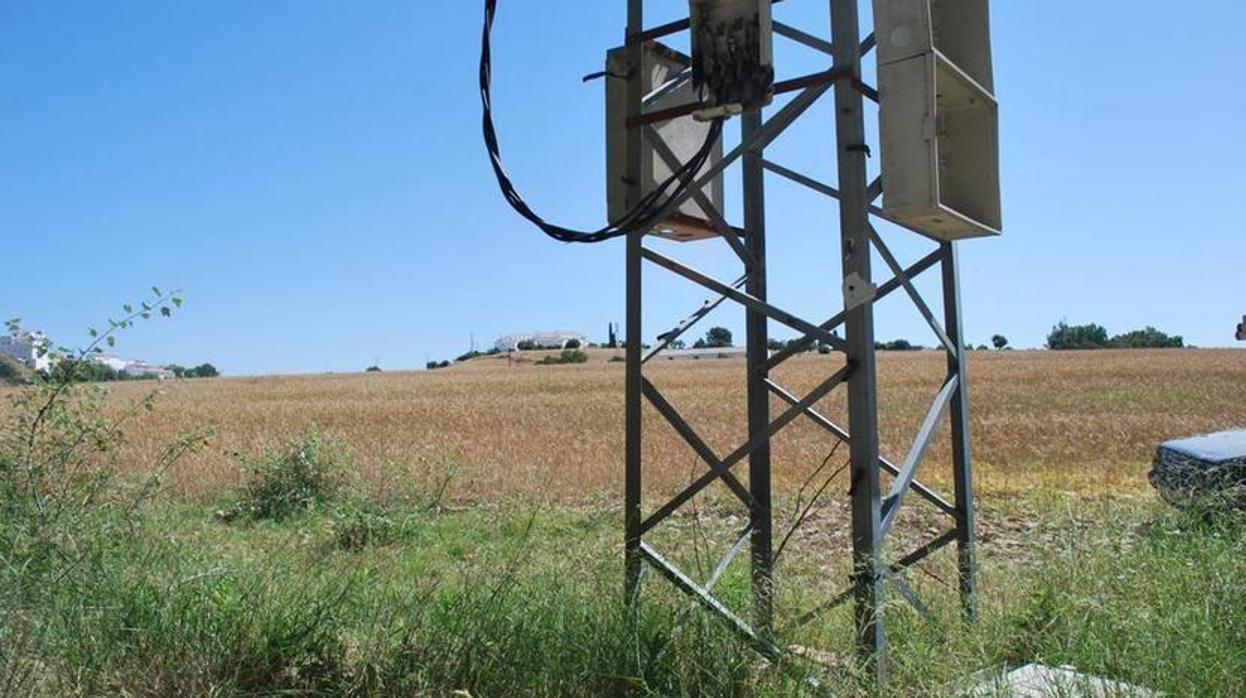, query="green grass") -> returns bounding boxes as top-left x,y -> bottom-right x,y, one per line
3,493 -> 1244,696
